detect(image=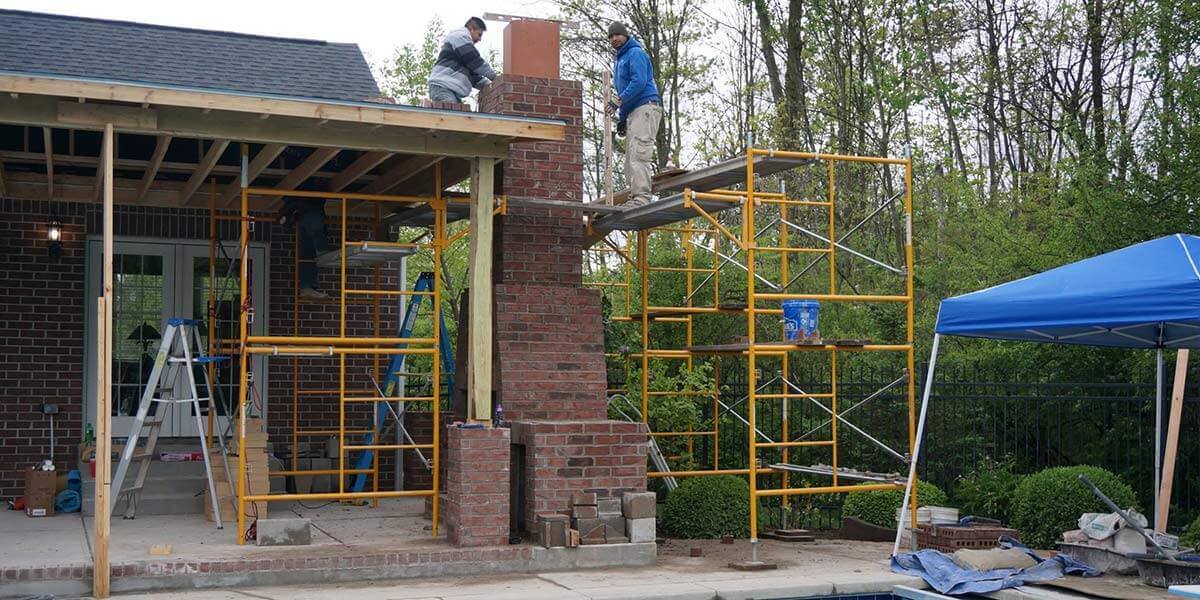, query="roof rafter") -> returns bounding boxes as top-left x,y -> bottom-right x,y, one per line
275,147 -> 340,192
136,135 -> 172,204
361,155 -> 442,195
220,143 -> 285,207
178,139 -> 230,206
328,150 -> 392,192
